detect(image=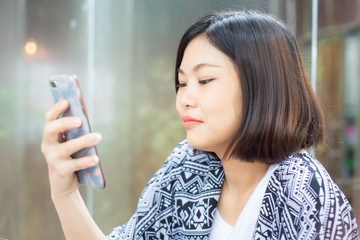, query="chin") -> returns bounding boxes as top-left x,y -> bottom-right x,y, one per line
186,136 -> 211,152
